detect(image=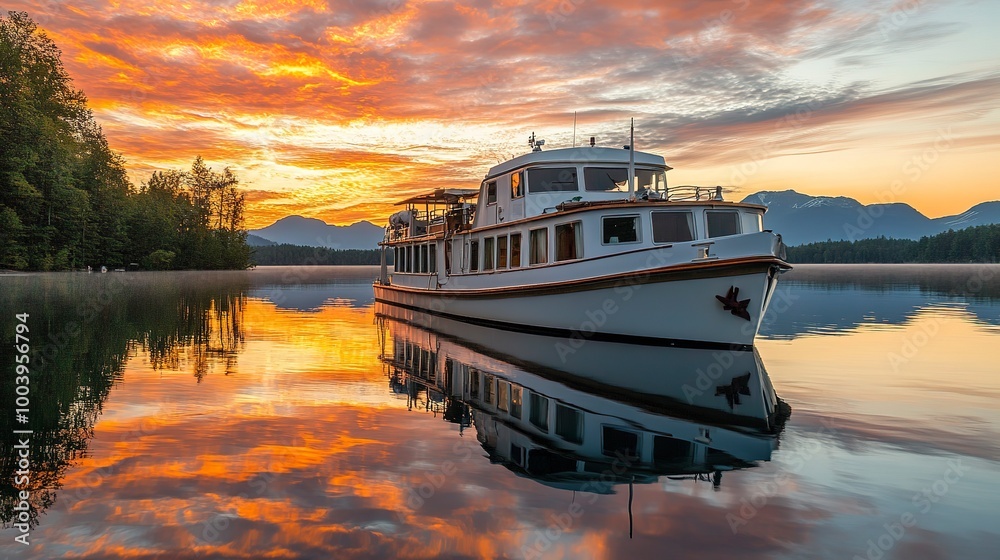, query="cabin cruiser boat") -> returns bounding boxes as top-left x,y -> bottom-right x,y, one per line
376,308 -> 790,493
375,134 -> 789,350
